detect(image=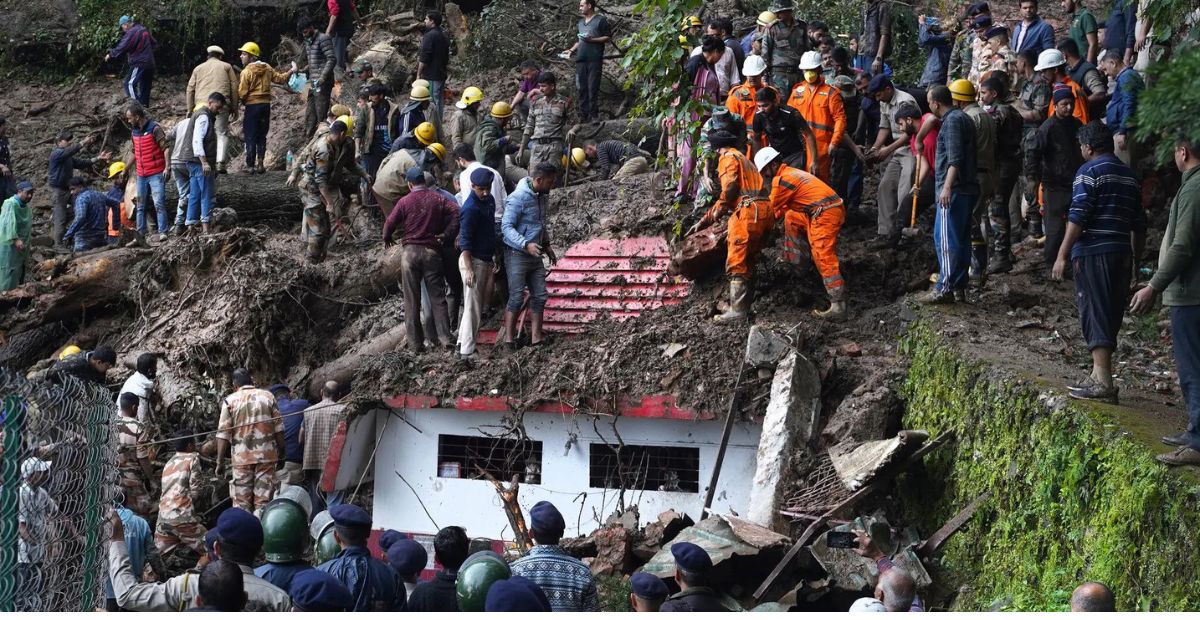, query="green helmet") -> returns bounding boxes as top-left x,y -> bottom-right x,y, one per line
315,522 -> 342,565
456,551 -> 511,612
261,498 -> 309,563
